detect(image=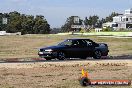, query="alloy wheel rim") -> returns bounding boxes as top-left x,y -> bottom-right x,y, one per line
58,52 -> 66,60
95,51 -> 101,58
